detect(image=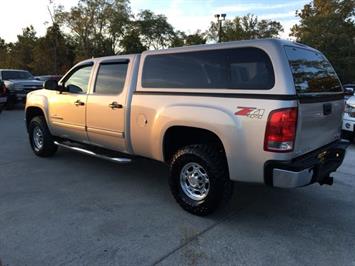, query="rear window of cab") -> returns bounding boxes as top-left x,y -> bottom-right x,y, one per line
284,46 -> 342,94
142,47 -> 275,90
